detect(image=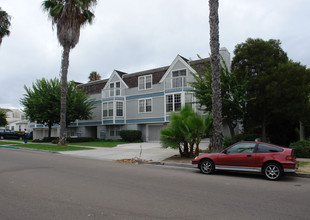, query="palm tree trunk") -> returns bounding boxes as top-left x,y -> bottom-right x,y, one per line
209,0 -> 223,152
59,45 -> 70,146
